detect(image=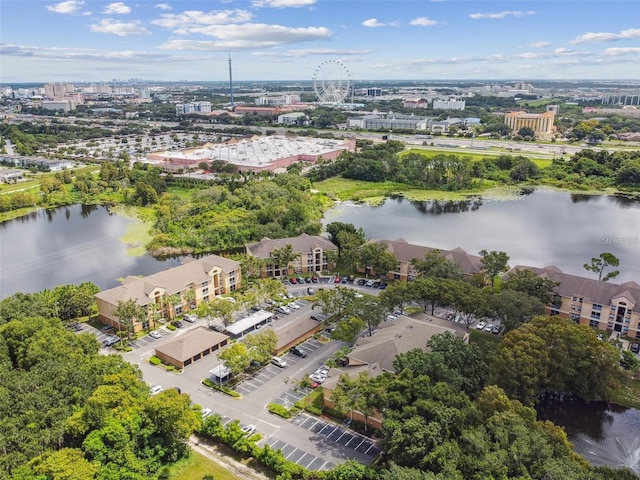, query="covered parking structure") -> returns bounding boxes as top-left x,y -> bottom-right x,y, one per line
225,310 -> 275,338
154,326 -> 229,369
268,318 -> 323,355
